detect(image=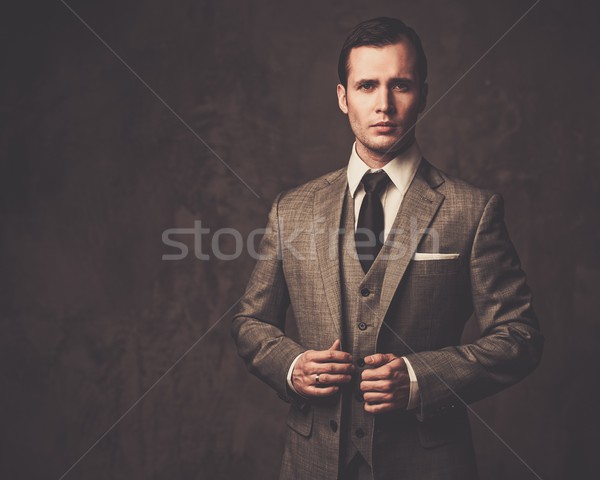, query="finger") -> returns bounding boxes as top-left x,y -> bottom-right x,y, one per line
303,385 -> 340,397
315,373 -> 352,385
329,339 -> 341,351
312,362 -> 355,374
360,366 -> 387,381
309,349 -> 353,364
364,402 -> 396,414
359,380 -> 391,392
361,365 -> 395,381
363,391 -> 395,403
364,353 -> 395,367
